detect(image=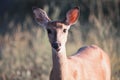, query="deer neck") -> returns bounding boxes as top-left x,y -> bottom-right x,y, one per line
52,46 -> 69,79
